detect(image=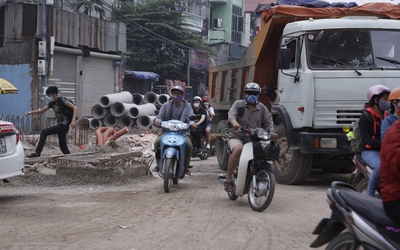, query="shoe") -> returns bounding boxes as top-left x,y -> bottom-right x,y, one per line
26,152 -> 40,158
206,144 -> 210,149
224,181 -> 234,192
152,165 -> 159,172
185,167 -> 191,176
